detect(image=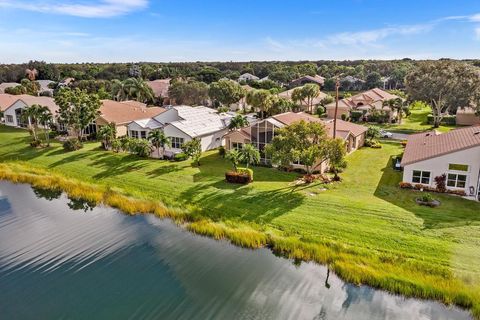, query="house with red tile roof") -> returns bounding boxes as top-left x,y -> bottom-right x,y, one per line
289,75 -> 325,88
2,94 -> 60,128
401,126 -> 480,200
223,112 -> 367,173
325,88 -> 400,121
